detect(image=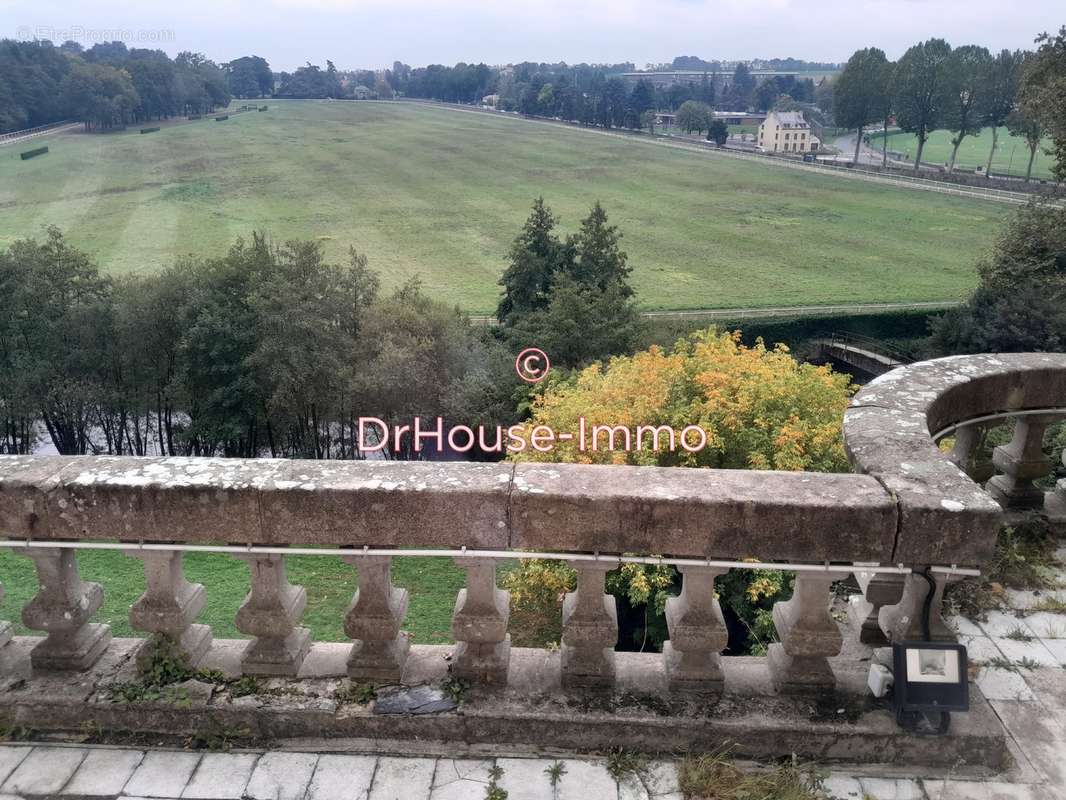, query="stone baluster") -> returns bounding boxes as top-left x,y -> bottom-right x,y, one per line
768,574 -> 842,693
451,557 -> 510,685
234,552 -> 311,676
125,549 -> 212,669
987,414 -> 1061,510
849,568 -> 906,646
949,423 -> 994,483
343,554 -> 409,681
879,571 -> 956,643
1045,448 -> 1066,526
663,565 -> 727,693
0,581 -> 12,649
561,560 -> 618,689
19,547 -> 111,671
